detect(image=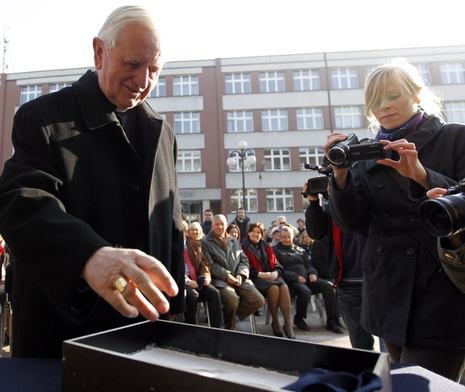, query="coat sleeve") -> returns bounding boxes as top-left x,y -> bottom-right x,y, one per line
305,201 -> 331,240
0,102 -> 109,323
